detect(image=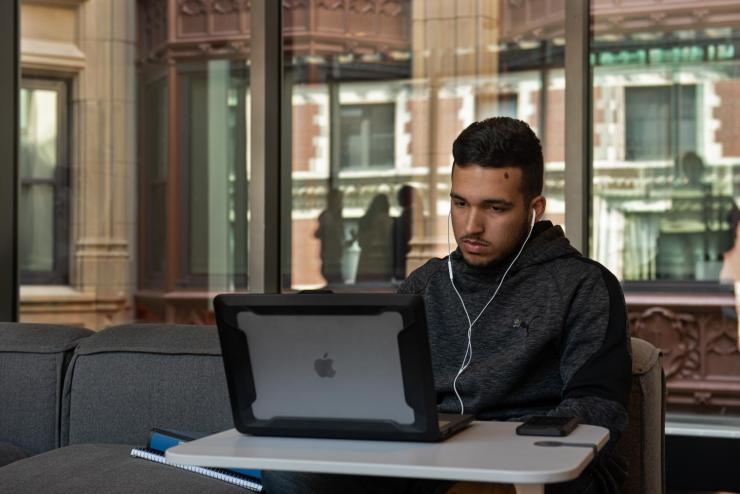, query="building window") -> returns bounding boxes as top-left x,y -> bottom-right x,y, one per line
476,92 -> 518,121
177,61 -> 249,290
19,78 -> 69,285
625,84 -> 697,161
339,103 -> 395,169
